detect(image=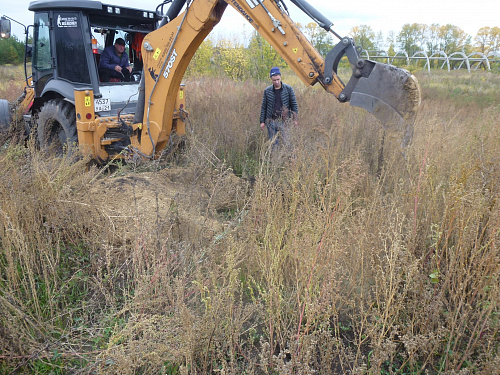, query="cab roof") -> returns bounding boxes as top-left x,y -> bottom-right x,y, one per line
28,0 -> 160,24
28,0 -> 157,17
29,0 -> 103,11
